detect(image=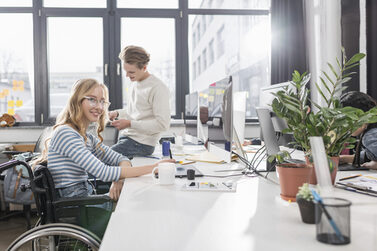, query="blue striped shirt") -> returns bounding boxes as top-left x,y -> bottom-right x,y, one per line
48,125 -> 129,188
